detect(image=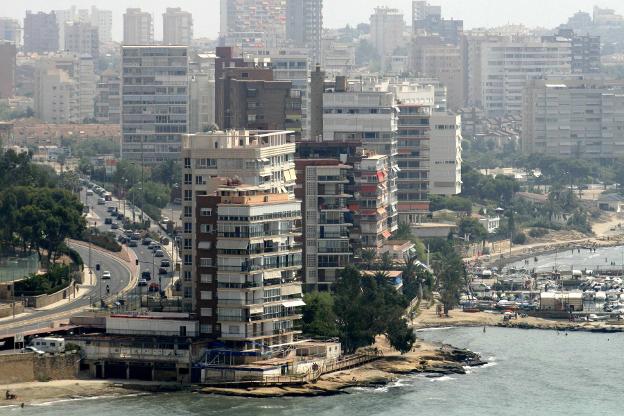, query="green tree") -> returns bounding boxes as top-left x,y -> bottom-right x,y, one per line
431,243 -> 467,316
302,292 -> 339,338
457,217 -> 488,242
